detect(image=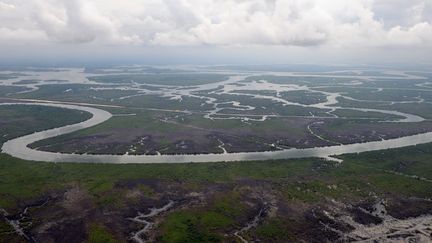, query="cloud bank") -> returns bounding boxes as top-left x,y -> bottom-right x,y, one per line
0,0 -> 431,48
